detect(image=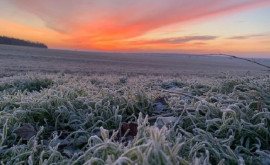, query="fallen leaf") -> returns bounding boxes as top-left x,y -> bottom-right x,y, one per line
116,122 -> 138,142
154,96 -> 168,105
153,96 -> 169,112
15,123 -> 37,140
128,123 -> 138,136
